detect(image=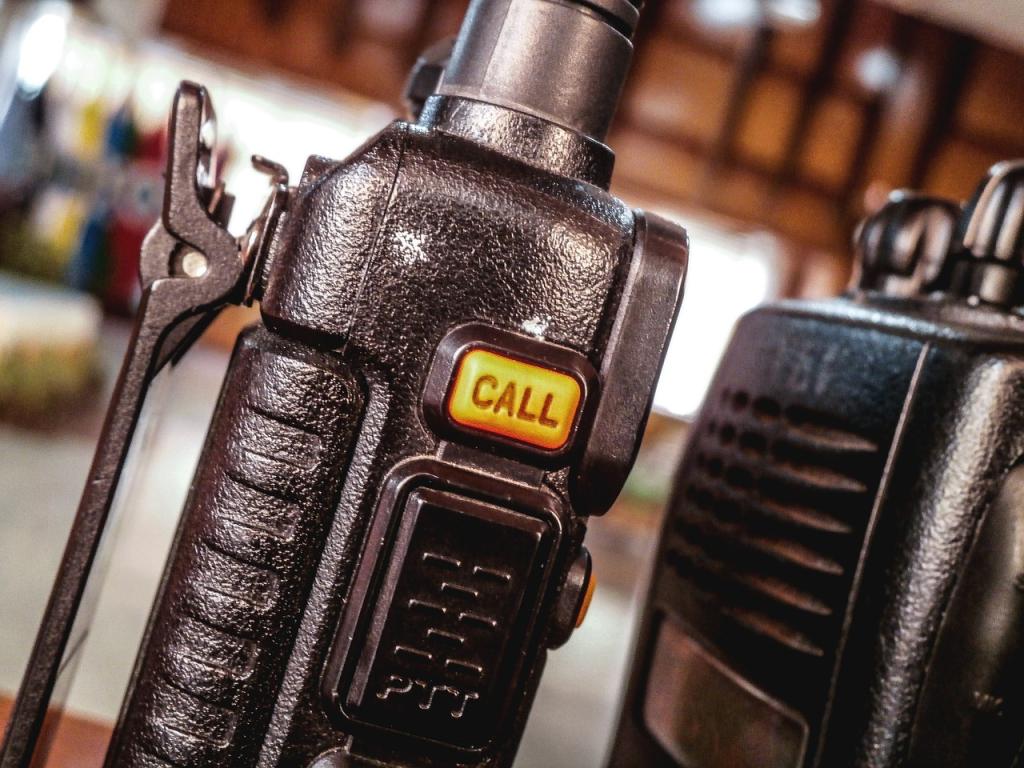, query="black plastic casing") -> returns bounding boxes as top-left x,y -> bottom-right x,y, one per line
610,293 -> 1024,768
103,108 -> 687,768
